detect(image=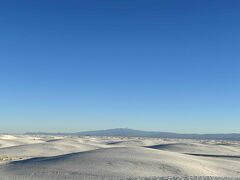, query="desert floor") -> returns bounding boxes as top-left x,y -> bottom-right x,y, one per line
0,135 -> 239,180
